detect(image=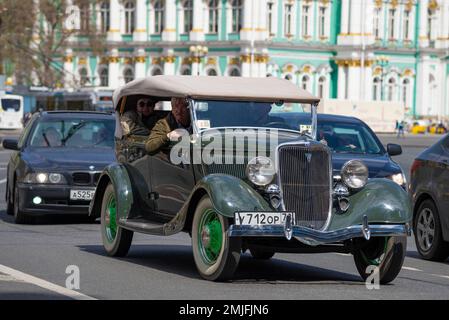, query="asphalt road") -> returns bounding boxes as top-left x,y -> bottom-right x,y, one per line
1,132 -> 448,300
